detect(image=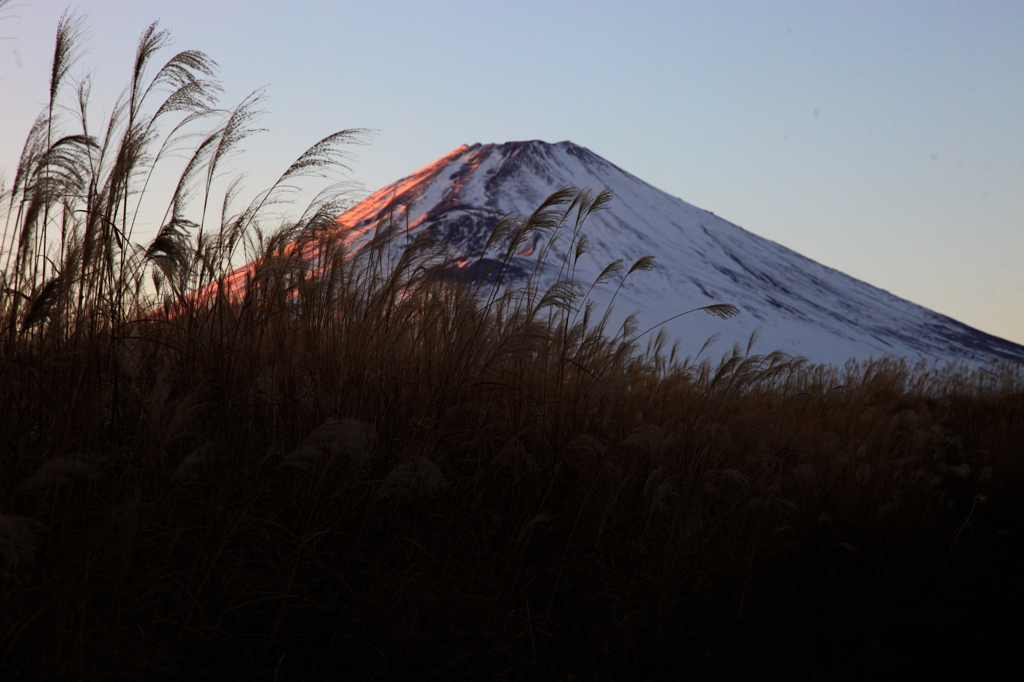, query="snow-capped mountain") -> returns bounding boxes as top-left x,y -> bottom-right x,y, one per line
299,140 -> 1024,367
